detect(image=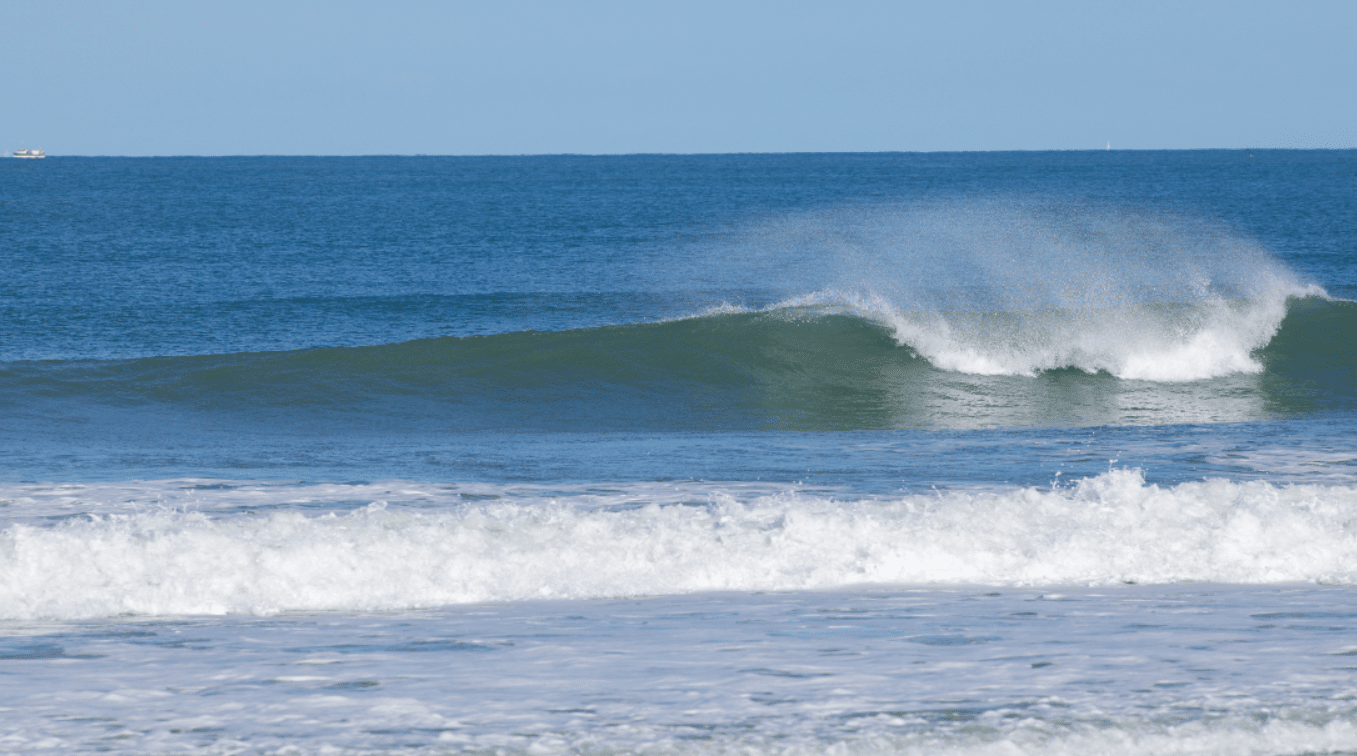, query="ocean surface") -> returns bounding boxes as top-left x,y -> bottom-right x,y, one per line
2,151 -> 1355,755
